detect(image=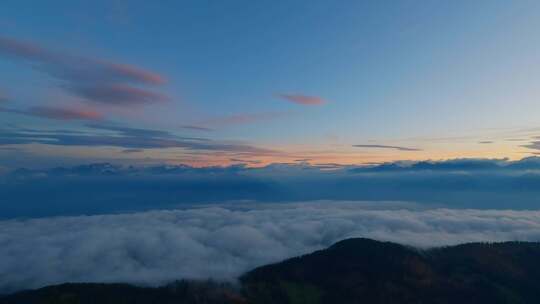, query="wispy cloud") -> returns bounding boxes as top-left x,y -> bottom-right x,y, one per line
0,123 -> 276,154
478,141 -> 494,144
0,105 -> 103,121
522,141 -> 540,151
201,112 -> 287,127
0,36 -> 166,106
0,37 -> 165,85
122,148 -> 143,153
0,91 -> 7,102
64,84 -> 168,105
279,94 -> 325,105
352,144 -> 422,151
179,125 -> 215,132
229,158 -> 262,164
